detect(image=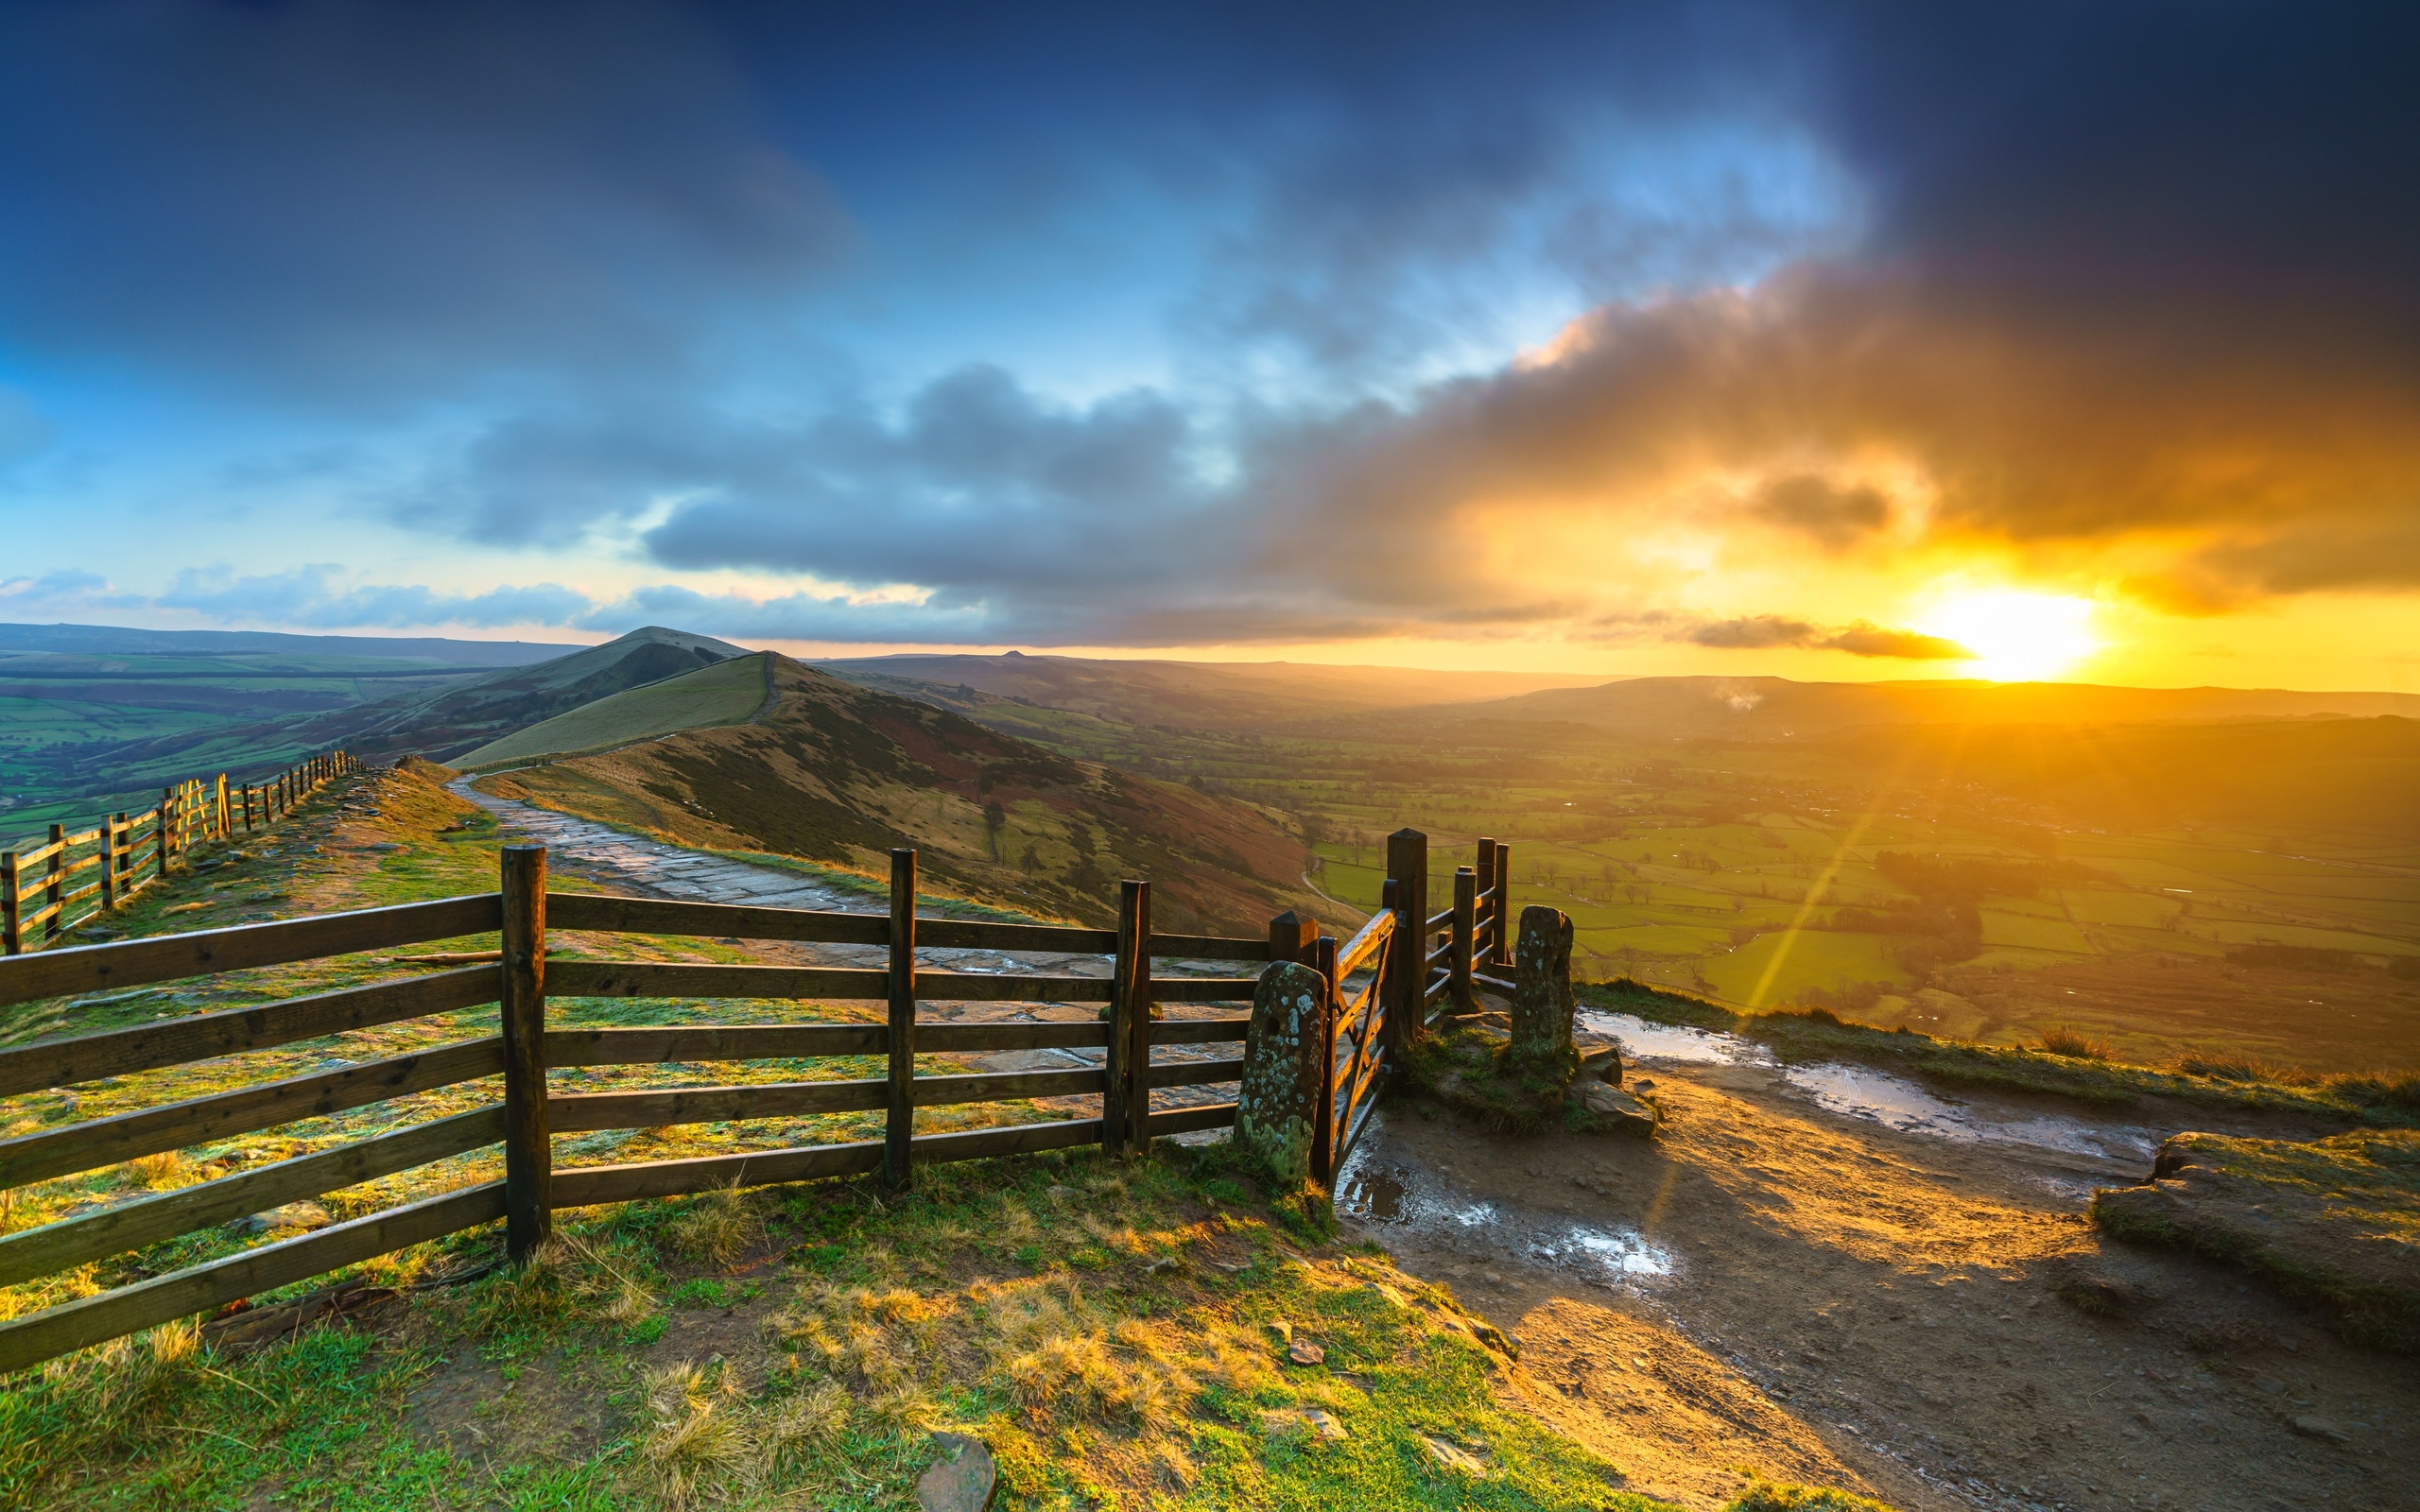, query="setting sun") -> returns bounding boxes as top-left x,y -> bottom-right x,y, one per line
1919,588 -> 2100,681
